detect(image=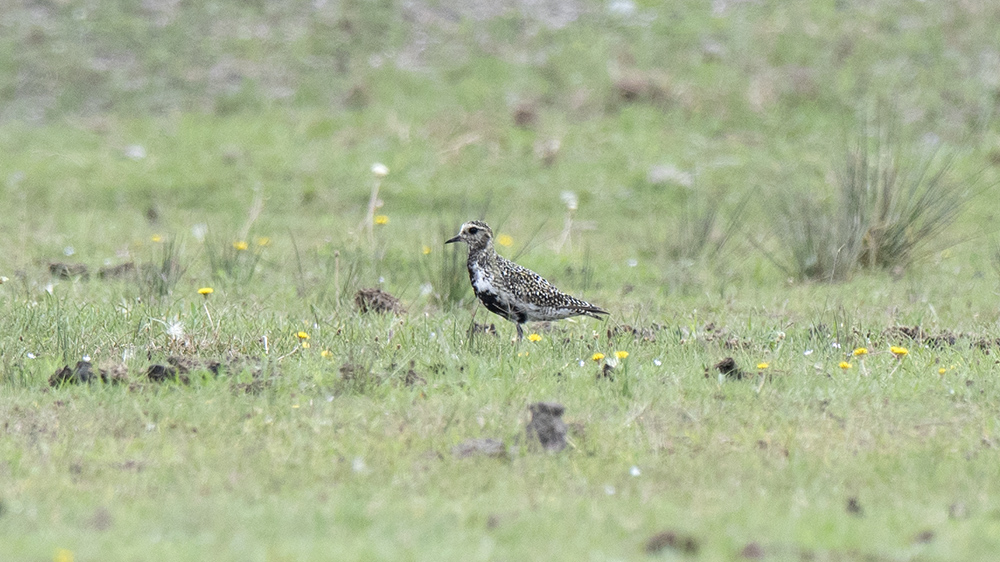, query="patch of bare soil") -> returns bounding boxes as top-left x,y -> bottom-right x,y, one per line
607,323 -> 659,342
883,325 -> 958,348
452,438 -> 507,459
644,530 -> 700,555
49,262 -> 89,280
739,541 -> 765,559
354,288 -> 406,314
710,357 -> 747,380
97,262 -> 136,280
526,401 -> 567,453
404,360 -> 426,386
846,496 -> 864,517
50,355 -> 273,392
49,361 -> 122,386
